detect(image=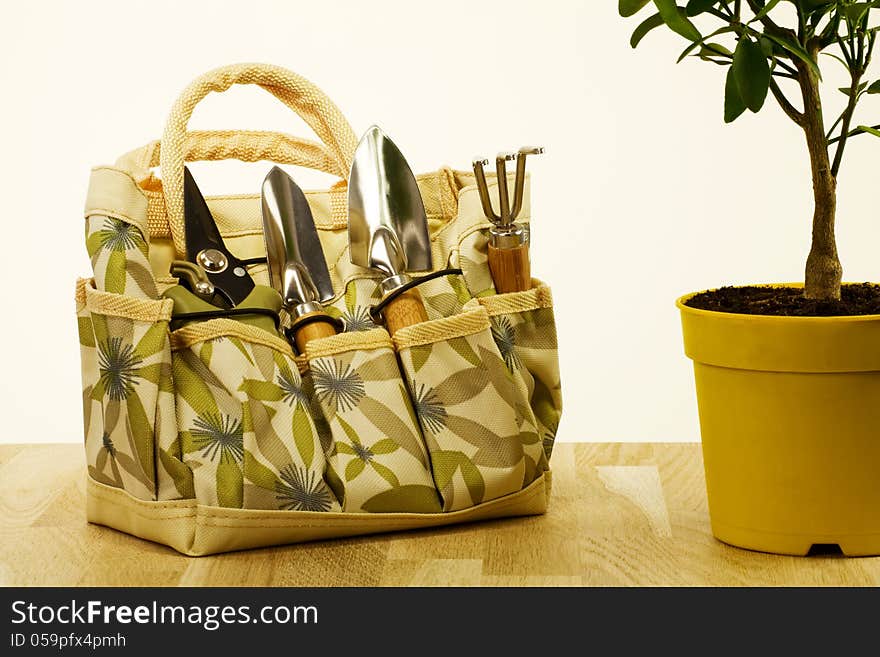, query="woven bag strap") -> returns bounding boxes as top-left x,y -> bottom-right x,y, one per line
159,62 -> 358,256
119,130 -> 345,177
